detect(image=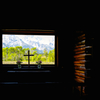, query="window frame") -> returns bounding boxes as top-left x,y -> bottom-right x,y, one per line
1,29 -> 58,68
